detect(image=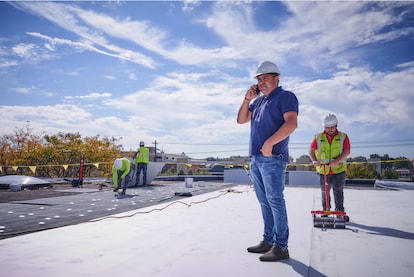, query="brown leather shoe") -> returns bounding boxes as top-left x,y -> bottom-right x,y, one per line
259,245 -> 289,262
247,241 -> 272,253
